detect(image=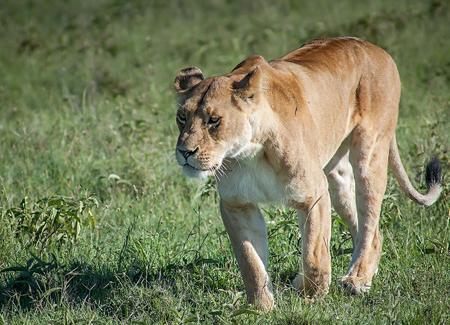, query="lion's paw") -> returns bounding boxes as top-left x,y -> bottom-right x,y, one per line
292,274 -> 329,297
251,290 -> 275,312
341,276 -> 372,295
